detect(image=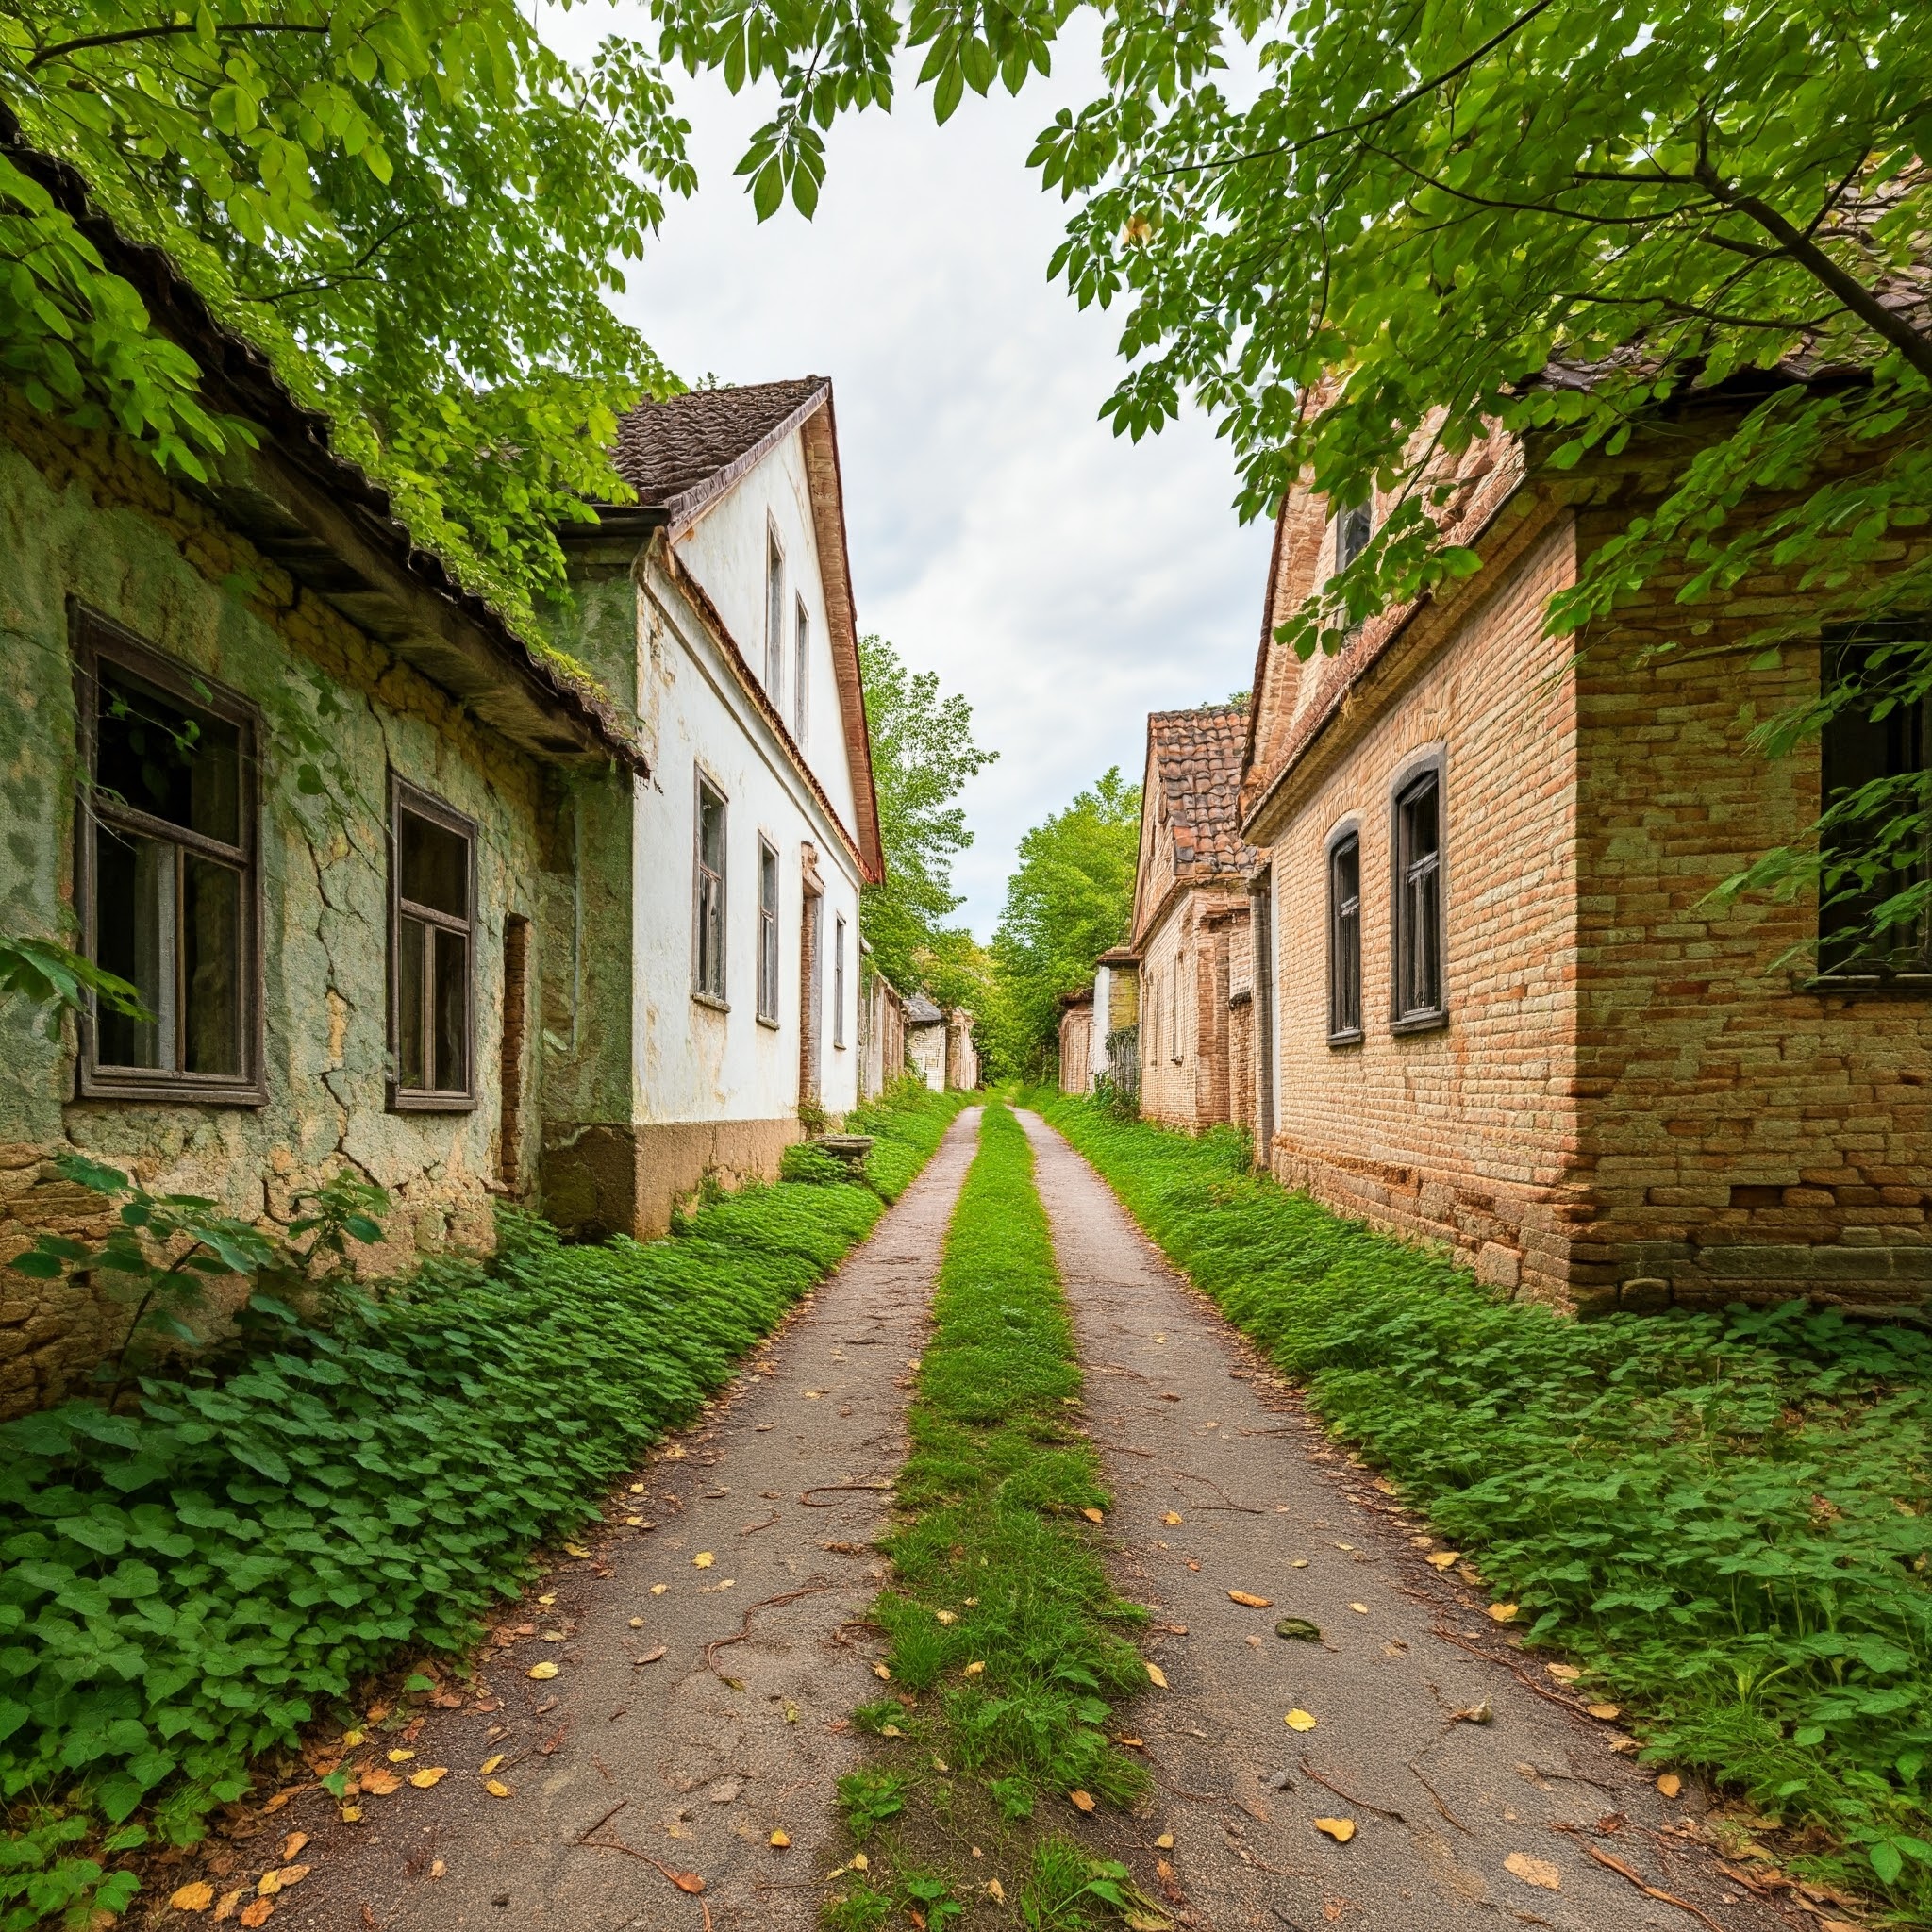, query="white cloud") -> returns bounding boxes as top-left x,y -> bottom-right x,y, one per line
555,12 -> 1275,935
